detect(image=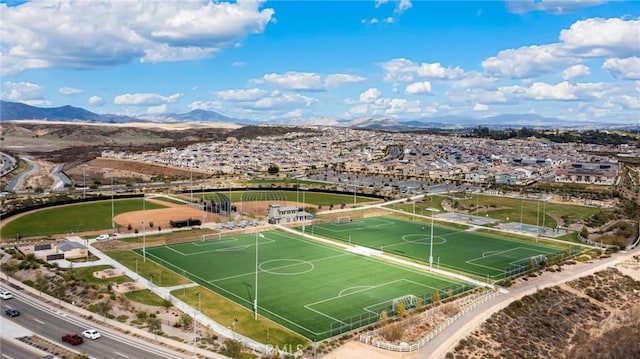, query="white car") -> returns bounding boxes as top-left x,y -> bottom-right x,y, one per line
95,234 -> 109,241
81,329 -> 101,339
0,290 -> 13,300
